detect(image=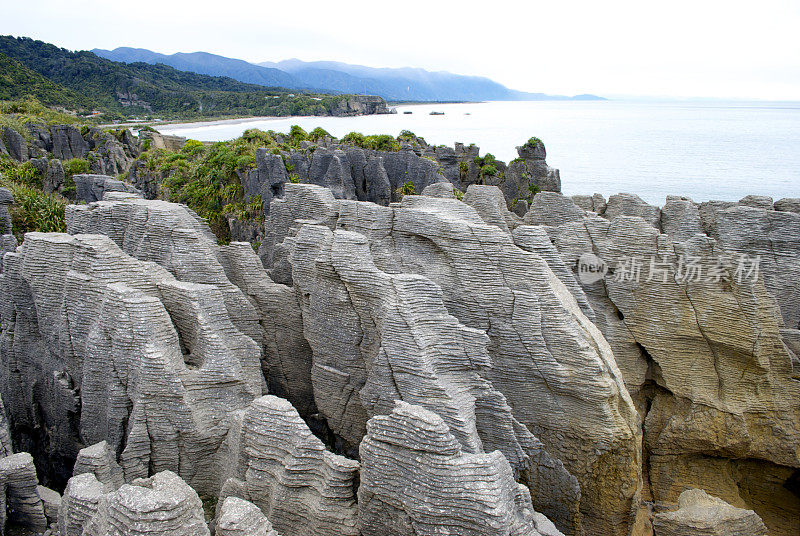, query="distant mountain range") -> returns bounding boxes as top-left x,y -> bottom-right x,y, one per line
0,36 -> 387,120
93,47 -> 604,103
